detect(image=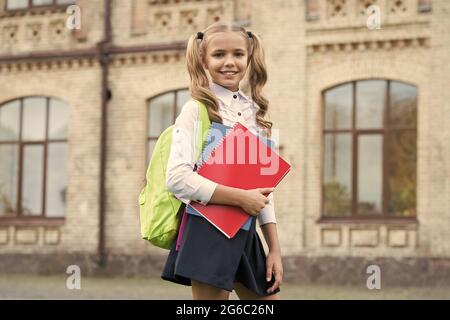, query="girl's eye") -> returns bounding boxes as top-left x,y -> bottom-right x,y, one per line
212,53 -> 245,57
